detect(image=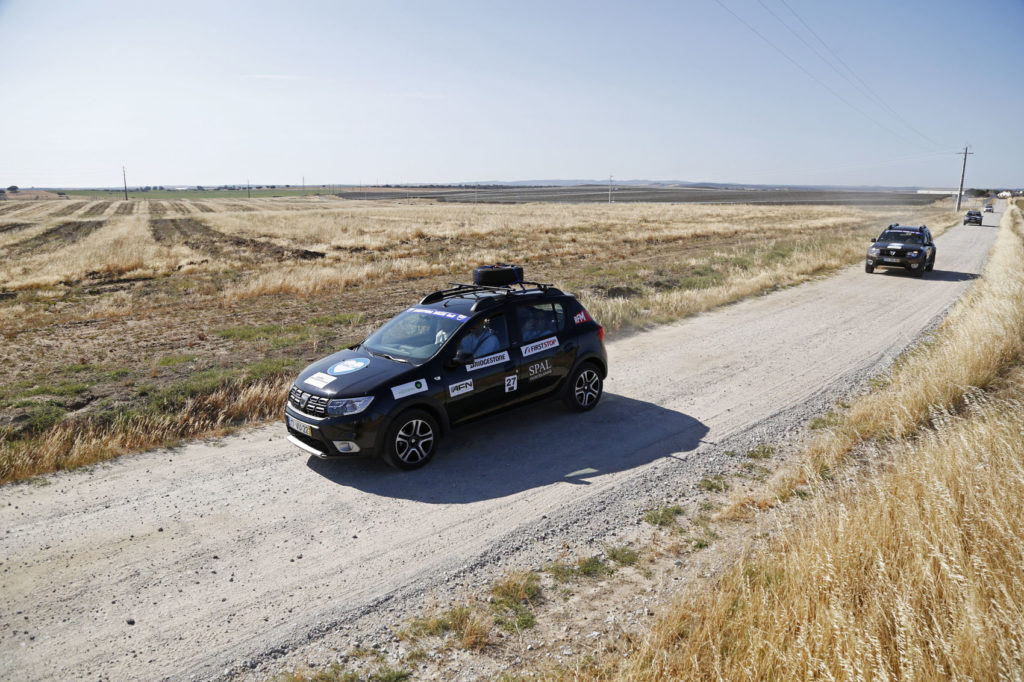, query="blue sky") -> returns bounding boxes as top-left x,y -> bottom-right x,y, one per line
1,0 -> 1020,189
